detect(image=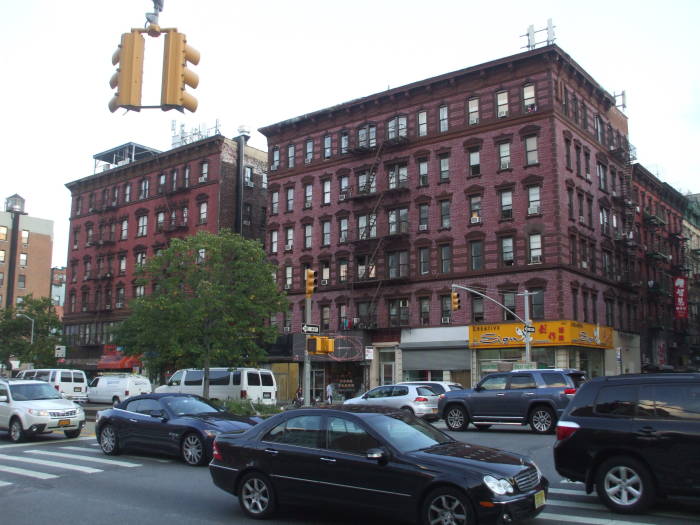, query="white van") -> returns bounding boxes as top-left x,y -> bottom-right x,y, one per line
87,374 -> 152,404
16,369 -> 88,403
155,368 -> 277,405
